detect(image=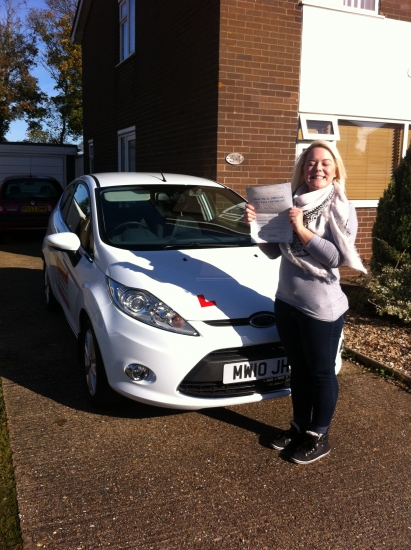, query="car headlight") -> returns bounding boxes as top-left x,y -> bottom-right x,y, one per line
107,277 -> 198,336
